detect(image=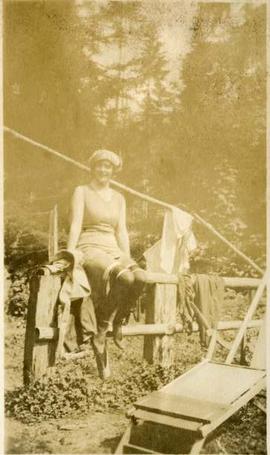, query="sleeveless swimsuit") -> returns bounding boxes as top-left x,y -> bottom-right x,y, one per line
77,185 -> 136,301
